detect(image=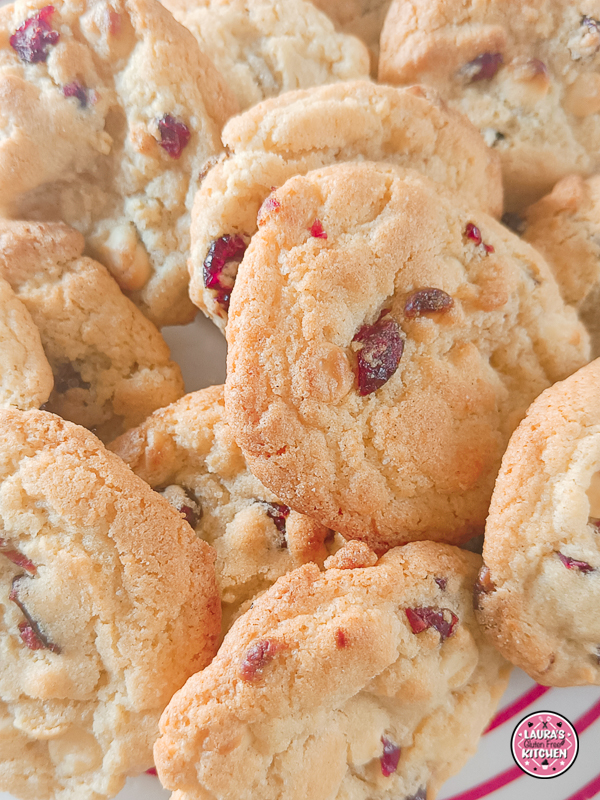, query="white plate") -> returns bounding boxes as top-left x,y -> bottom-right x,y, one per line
3,315 -> 600,800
